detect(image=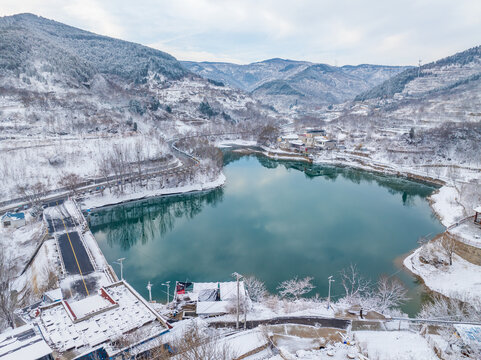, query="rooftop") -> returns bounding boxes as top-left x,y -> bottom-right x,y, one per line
37,281 -> 169,356
176,281 -> 246,316
2,212 -> 25,220
0,324 -> 52,360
